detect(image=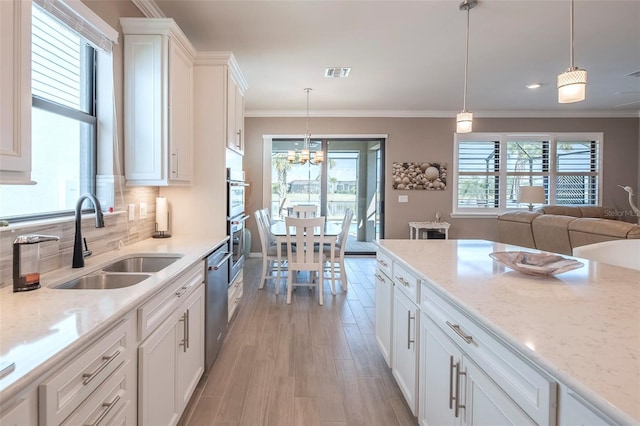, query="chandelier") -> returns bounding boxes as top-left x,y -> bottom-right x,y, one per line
288,88 -> 324,164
